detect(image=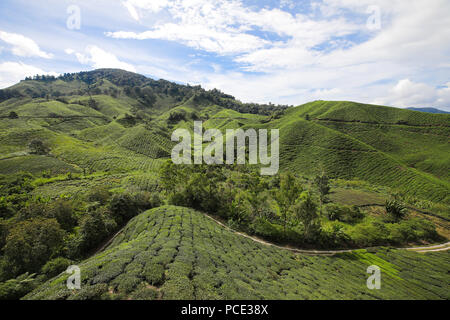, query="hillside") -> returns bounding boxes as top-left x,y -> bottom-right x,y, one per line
1,74 -> 448,205
25,206 -> 449,300
0,69 -> 449,300
268,101 -> 450,203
